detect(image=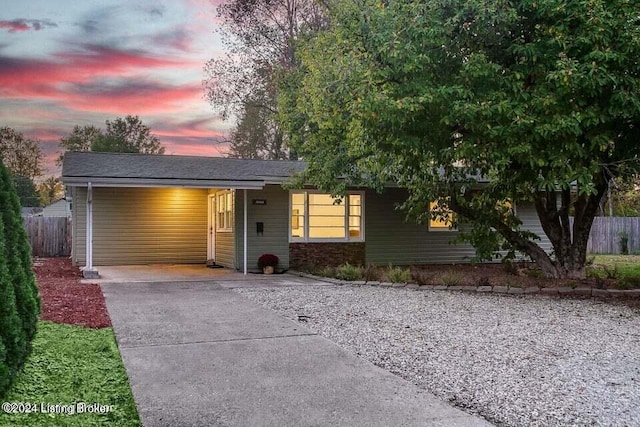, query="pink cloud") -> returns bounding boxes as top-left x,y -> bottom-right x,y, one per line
0,19 -> 57,33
